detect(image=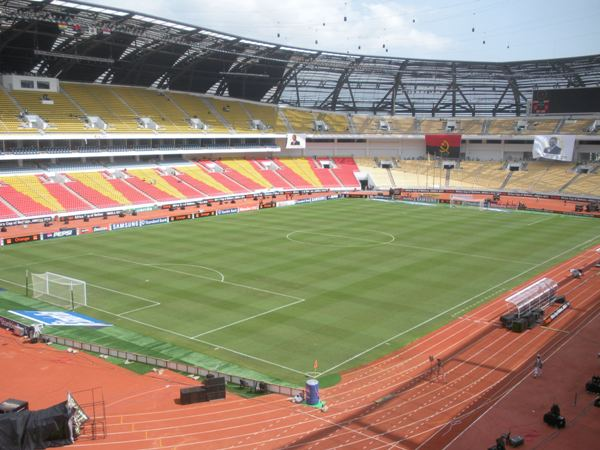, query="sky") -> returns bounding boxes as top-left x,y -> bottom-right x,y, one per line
92,0 -> 600,62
